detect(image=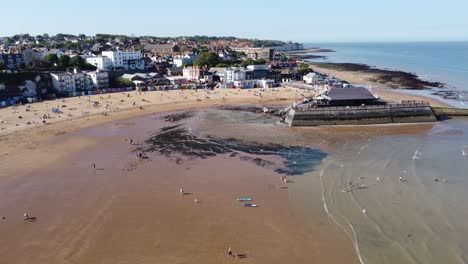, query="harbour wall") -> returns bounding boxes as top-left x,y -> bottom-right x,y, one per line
285,103 -> 437,126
